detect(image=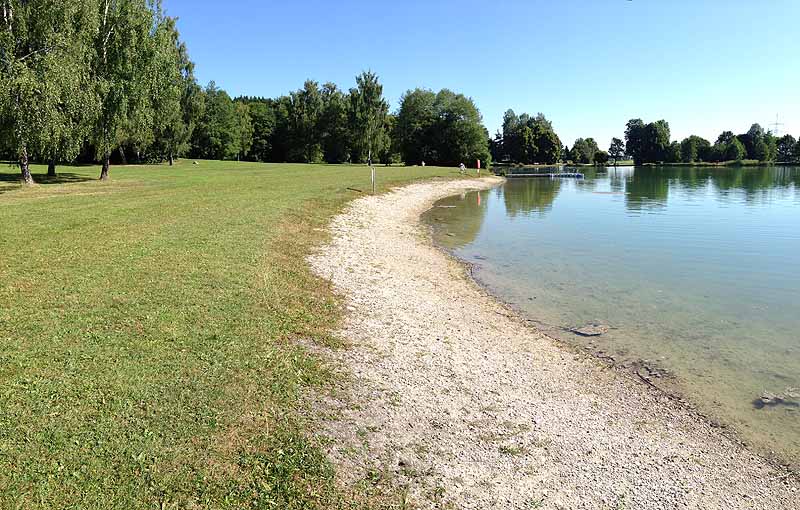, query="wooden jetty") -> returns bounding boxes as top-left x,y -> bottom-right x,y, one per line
505,172 -> 584,179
